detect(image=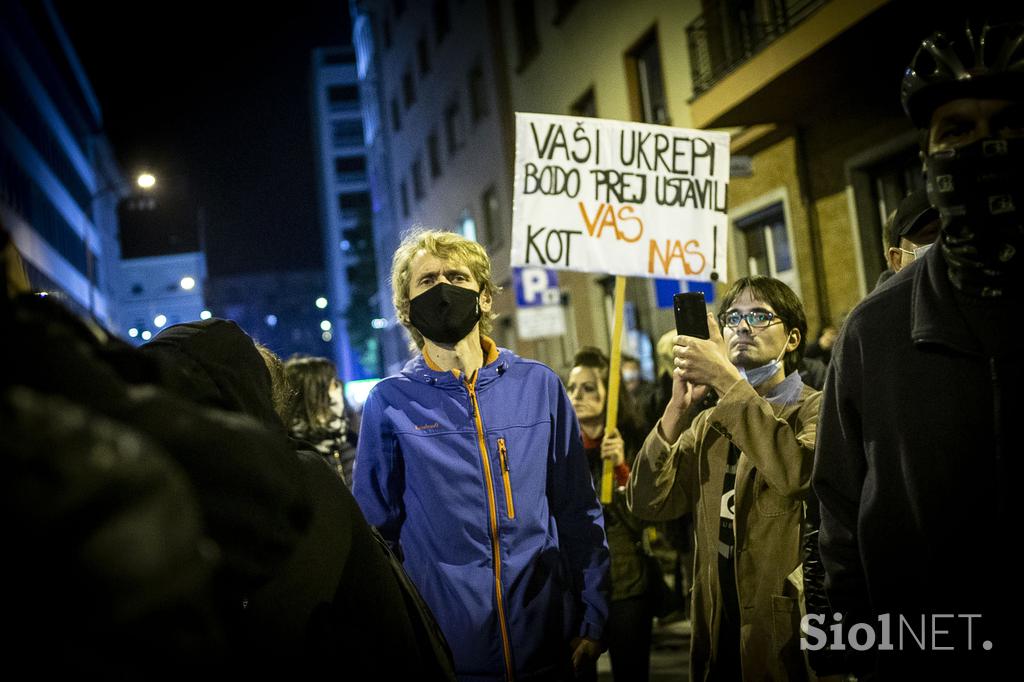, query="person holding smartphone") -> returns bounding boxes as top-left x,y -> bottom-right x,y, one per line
627,276 -> 821,681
